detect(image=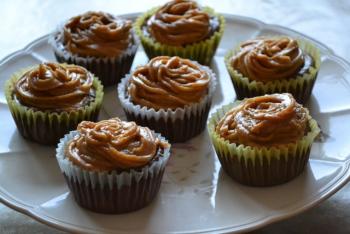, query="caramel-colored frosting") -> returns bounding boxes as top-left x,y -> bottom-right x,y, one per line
15,63 -> 93,110
216,93 -> 308,147
128,56 -> 210,110
147,0 -> 212,46
63,11 -> 132,57
66,118 -> 169,171
231,37 -> 306,82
